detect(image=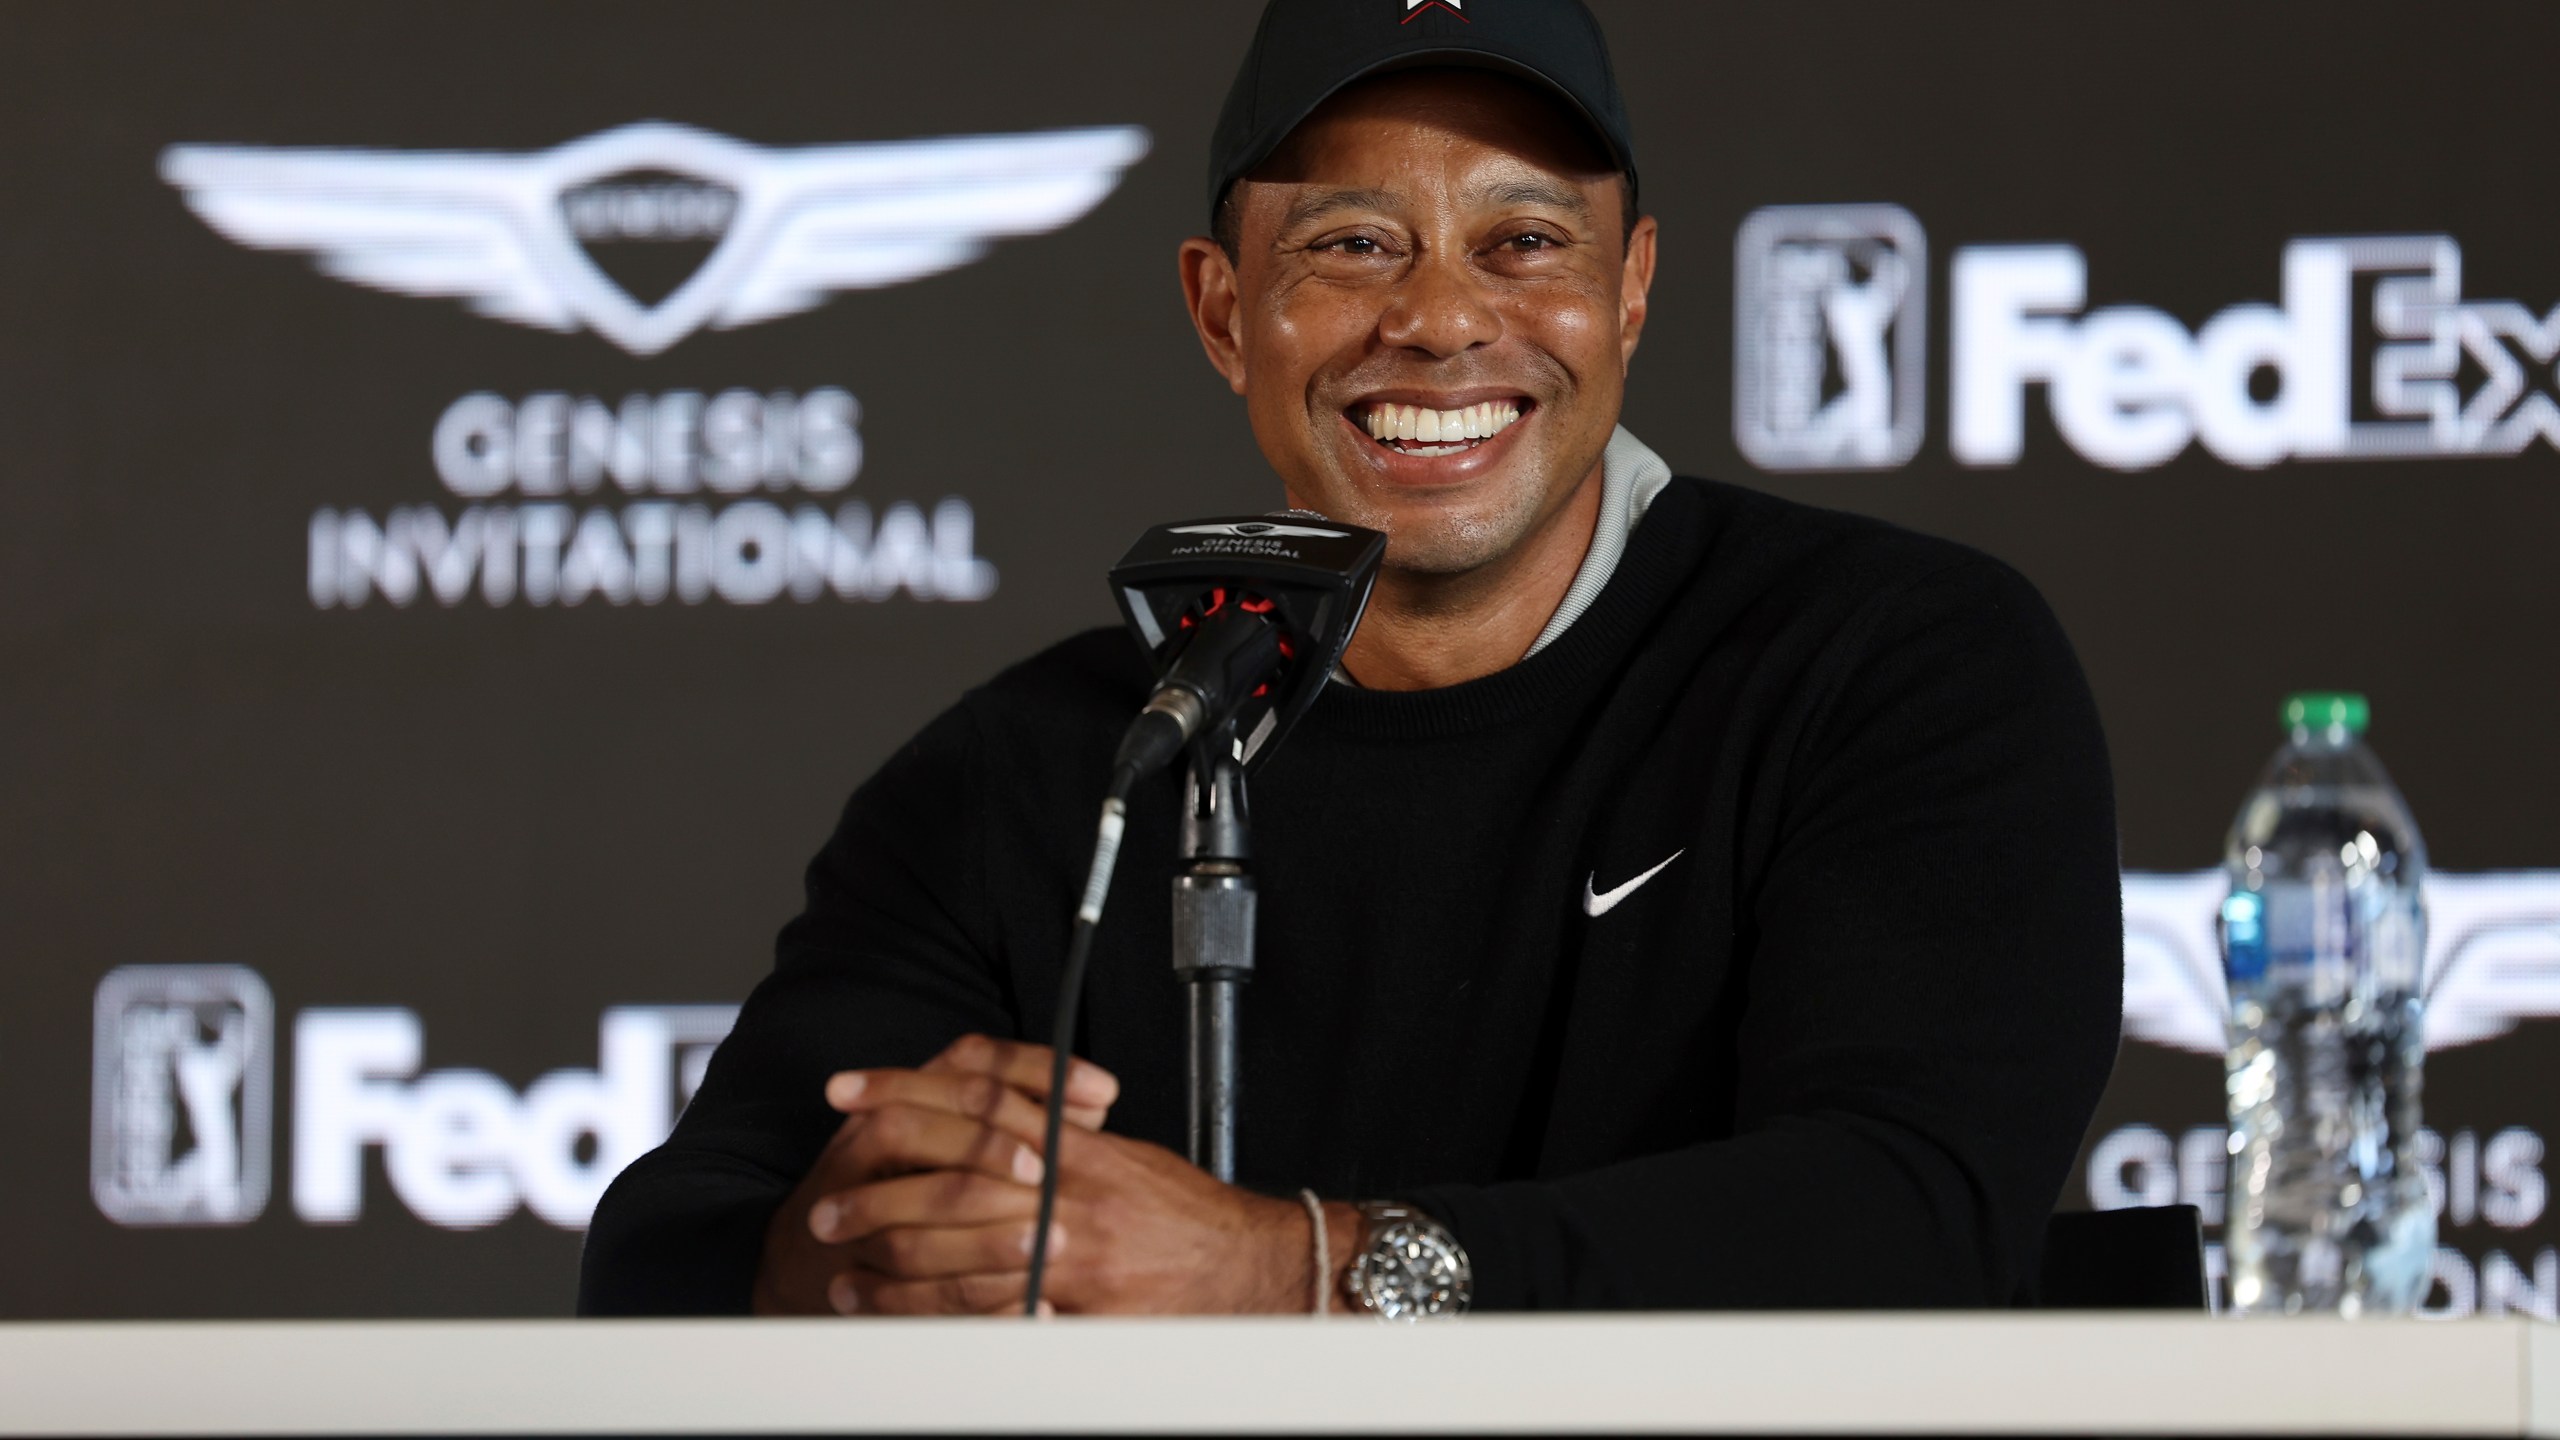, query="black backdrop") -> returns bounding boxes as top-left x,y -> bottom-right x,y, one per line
8,1 -> 2560,1319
